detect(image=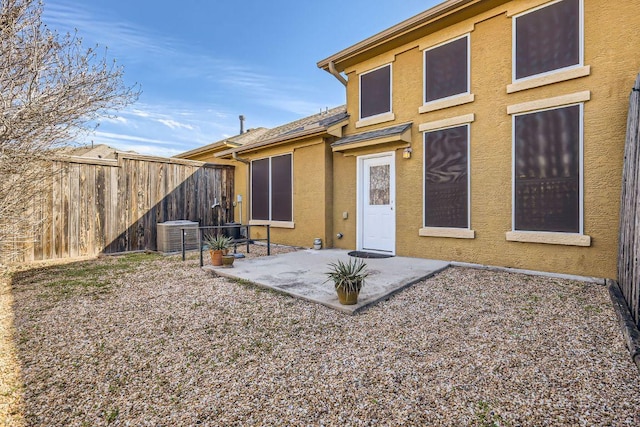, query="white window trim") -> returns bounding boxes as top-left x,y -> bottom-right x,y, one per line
422,33 -> 472,108
419,93 -> 475,114
510,103 -> 587,240
358,63 -> 393,122
512,0 -> 584,84
419,113 -> 475,133
421,123 -> 473,235
506,230 -> 590,246
507,91 -> 590,115
507,66 -> 590,94
250,153 -> 294,224
355,112 -> 396,129
419,227 -> 475,239
248,220 -> 295,229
